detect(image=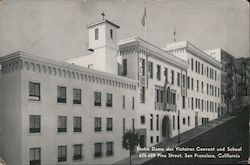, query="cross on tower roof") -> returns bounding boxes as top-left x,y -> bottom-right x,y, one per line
101,12 -> 105,20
